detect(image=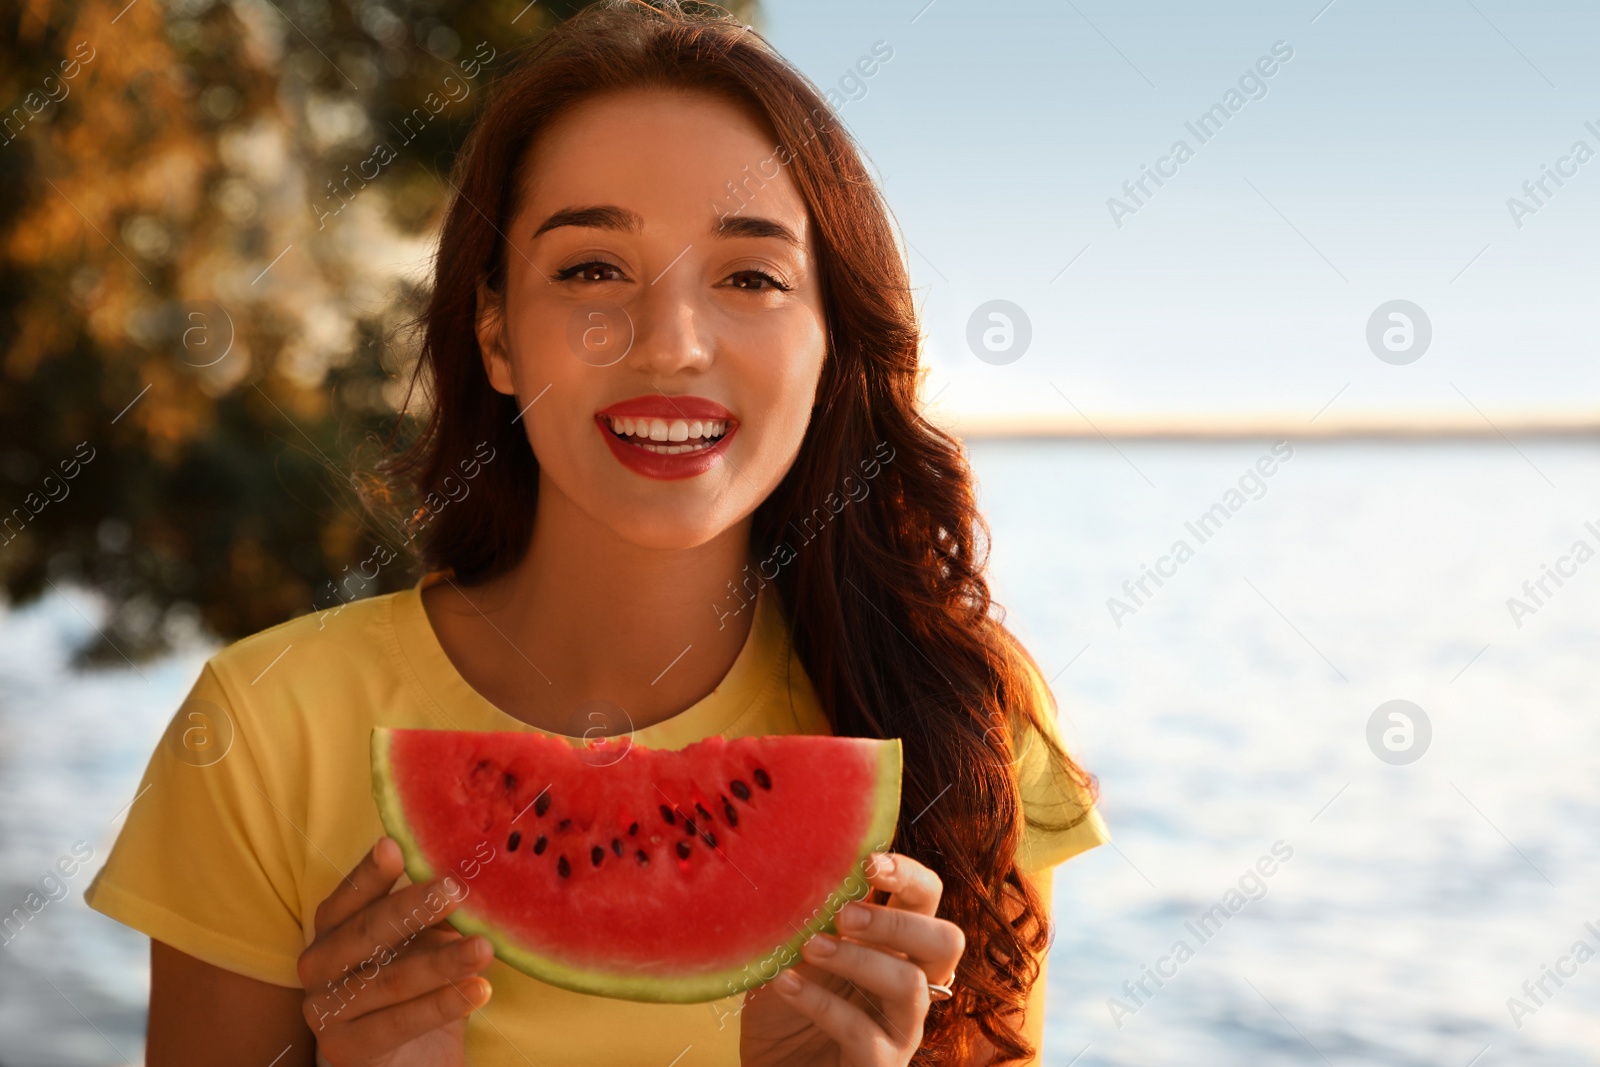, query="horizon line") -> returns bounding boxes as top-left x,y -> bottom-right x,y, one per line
925,409 -> 1600,441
